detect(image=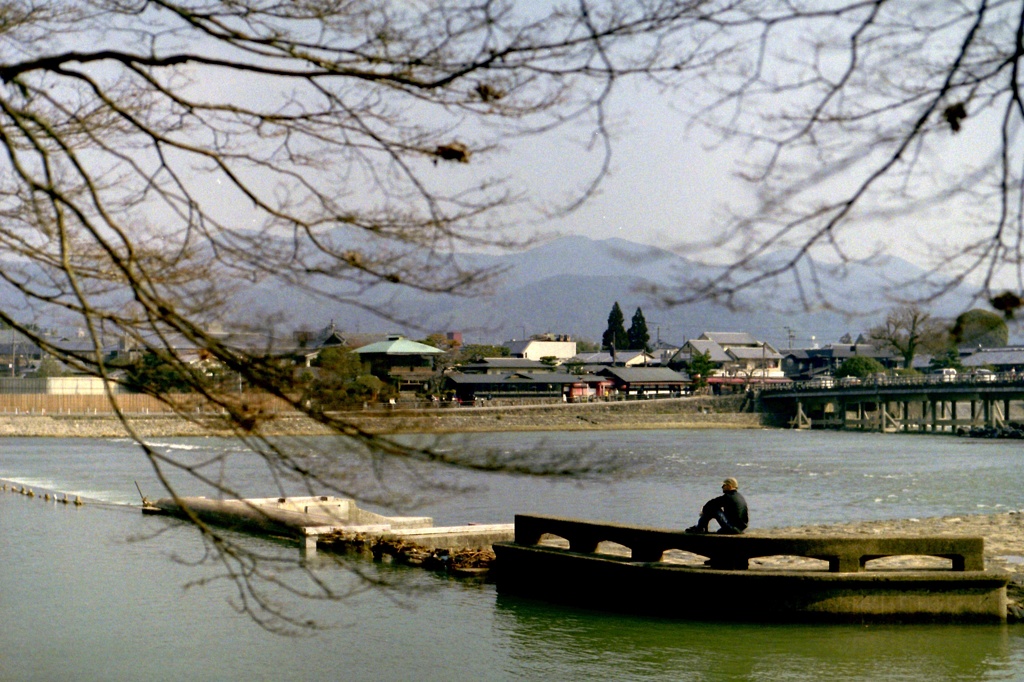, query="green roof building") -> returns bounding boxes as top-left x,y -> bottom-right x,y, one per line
352,335 -> 443,393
